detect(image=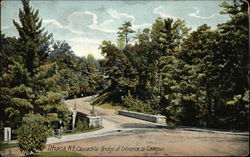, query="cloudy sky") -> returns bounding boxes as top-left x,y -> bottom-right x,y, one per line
1,0 -> 230,59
